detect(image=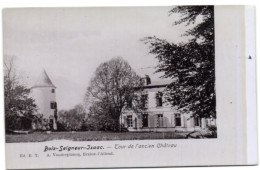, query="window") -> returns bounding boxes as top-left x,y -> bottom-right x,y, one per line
175,114 -> 181,126
142,114 -> 148,127
114,106 -> 120,113
51,89 -> 55,93
127,115 -> 133,127
126,98 -> 132,108
50,102 -> 57,109
141,94 -> 148,108
194,117 -> 200,126
156,92 -> 163,107
157,114 -> 163,127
